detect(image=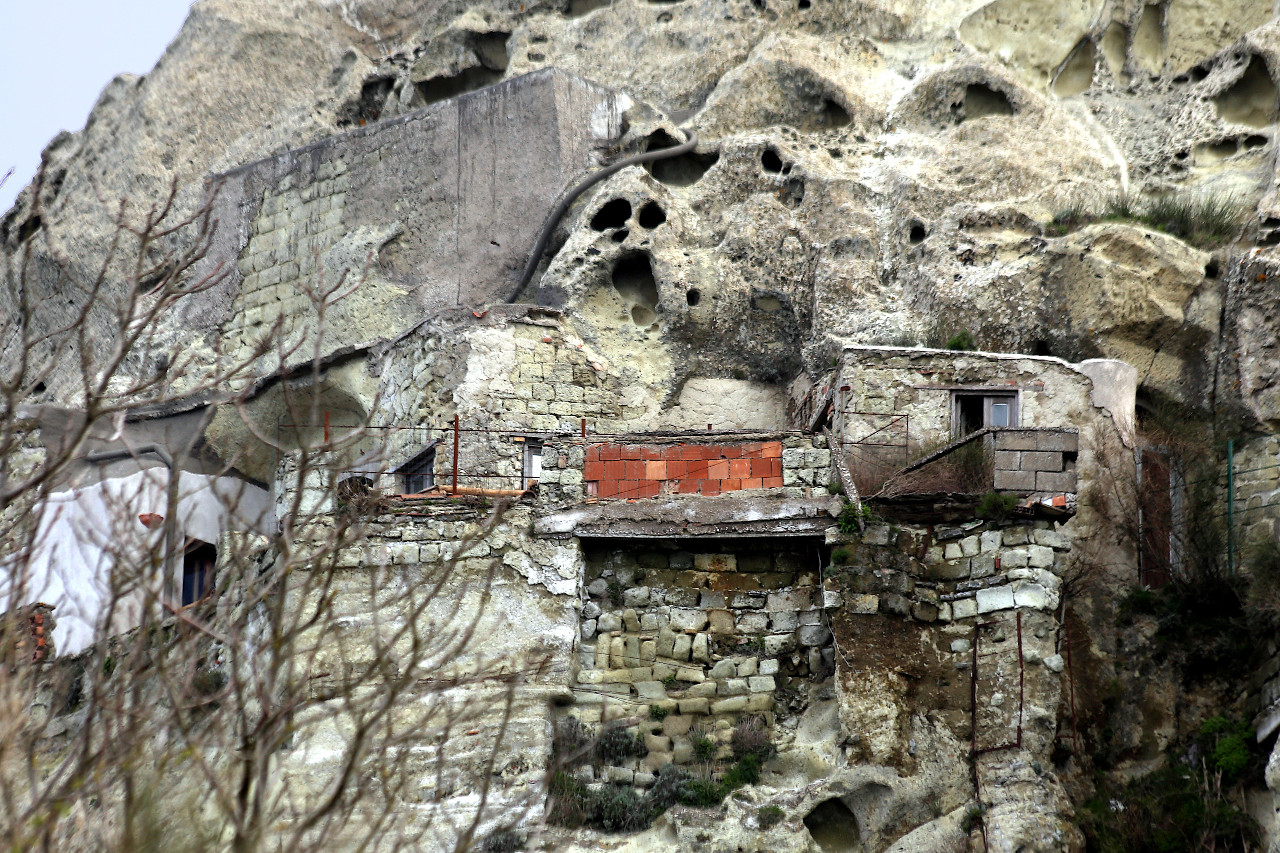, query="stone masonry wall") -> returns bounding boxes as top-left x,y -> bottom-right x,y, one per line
559,542 -> 833,789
